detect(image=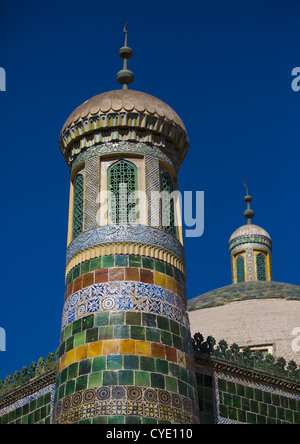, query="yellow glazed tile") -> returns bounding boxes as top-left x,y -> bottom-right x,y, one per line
165,275 -> 176,292
88,341 -> 103,357
154,271 -> 166,288
135,340 -> 151,356
76,344 -> 88,362
103,339 -> 119,355
66,349 -> 76,366
119,339 -> 135,355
